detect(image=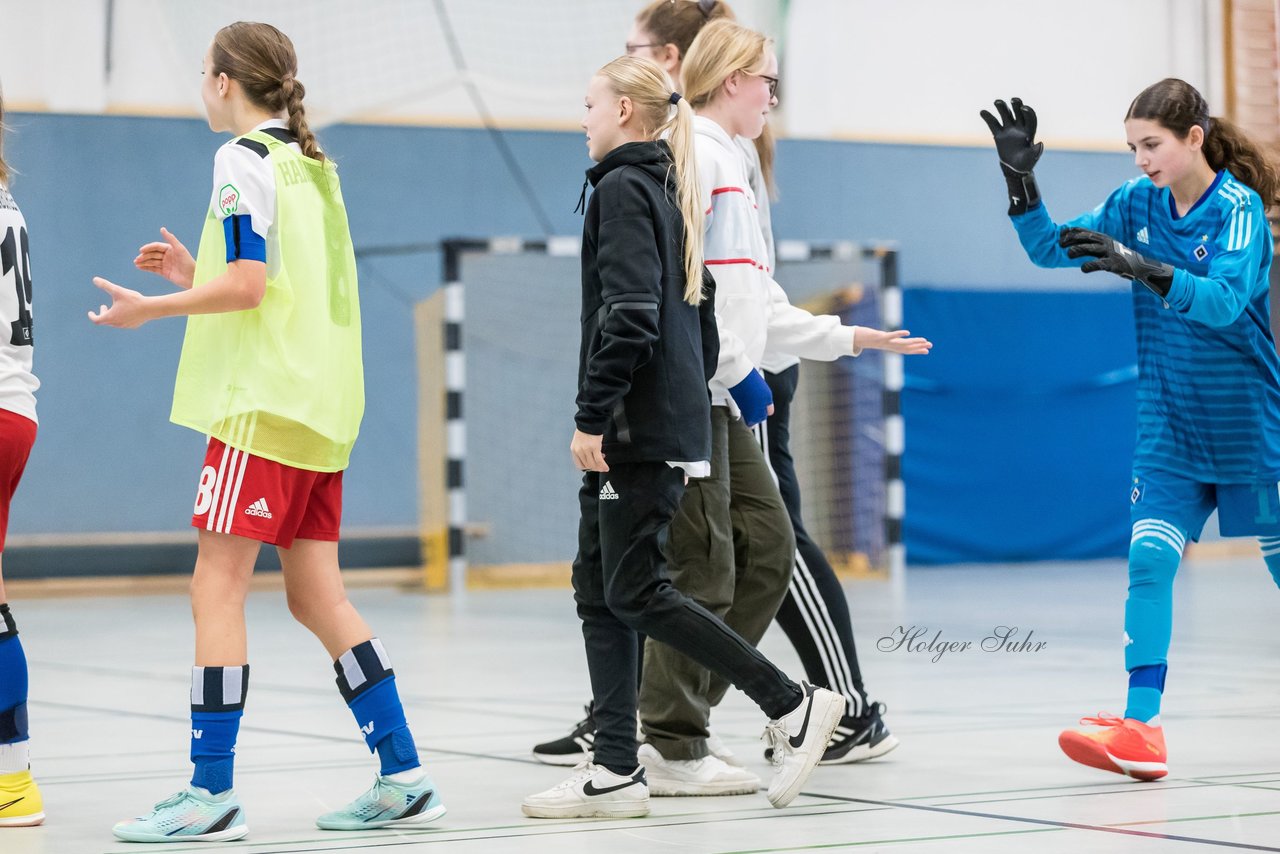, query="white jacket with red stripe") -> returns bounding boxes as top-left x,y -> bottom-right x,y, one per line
694,116 -> 857,414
